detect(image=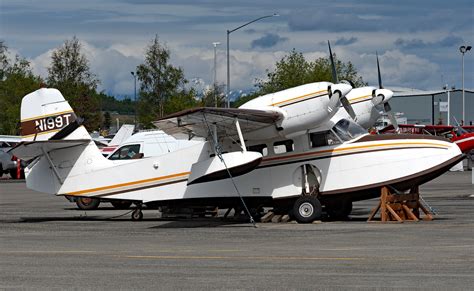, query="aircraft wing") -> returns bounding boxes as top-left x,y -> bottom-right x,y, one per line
0,135 -> 21,144
9,139 -> 90,160
153,107 -> 283,139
